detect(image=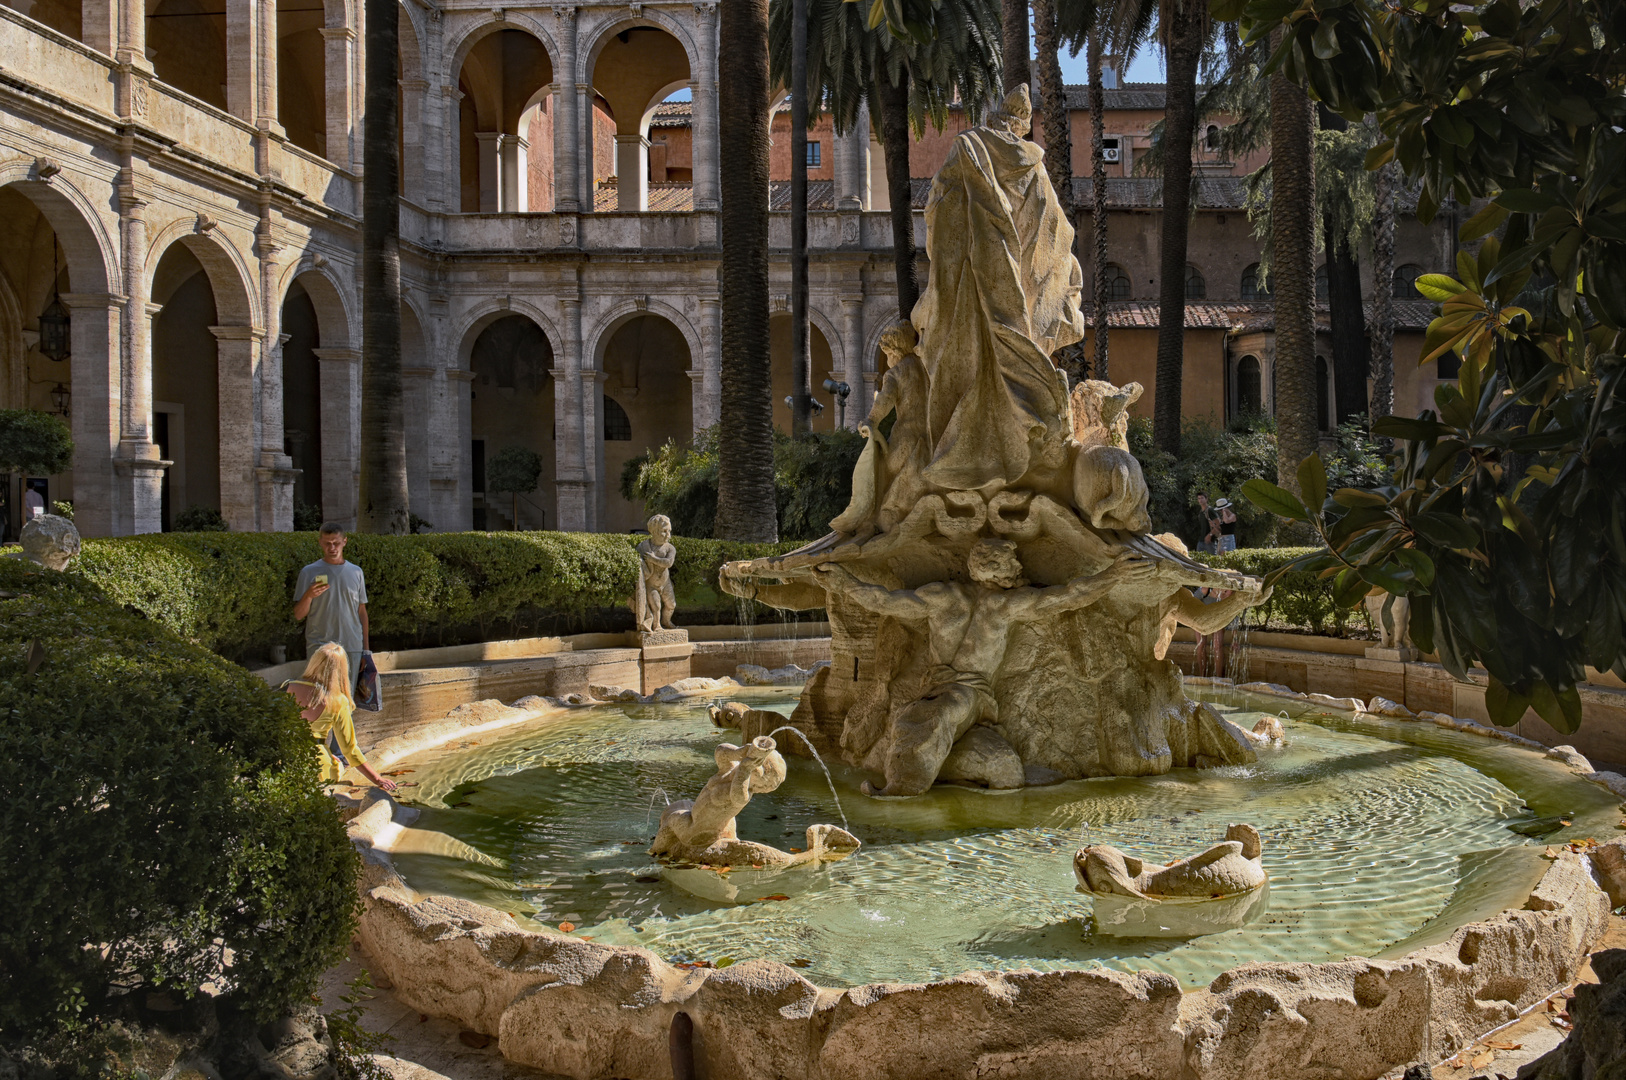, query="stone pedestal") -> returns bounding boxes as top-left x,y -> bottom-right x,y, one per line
1364,645 -> 1419,662
634,628 -> 692,694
